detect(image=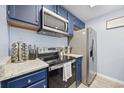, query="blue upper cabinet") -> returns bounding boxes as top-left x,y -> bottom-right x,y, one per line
8,5 -> 38,25
7,5 -> 85,35
43,5 -> 57,13
7,5 -> 41,31
57,6 -> 68,19
67,12 -> 74,36
74,16 -> 85,29
67,9 -> 85,36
